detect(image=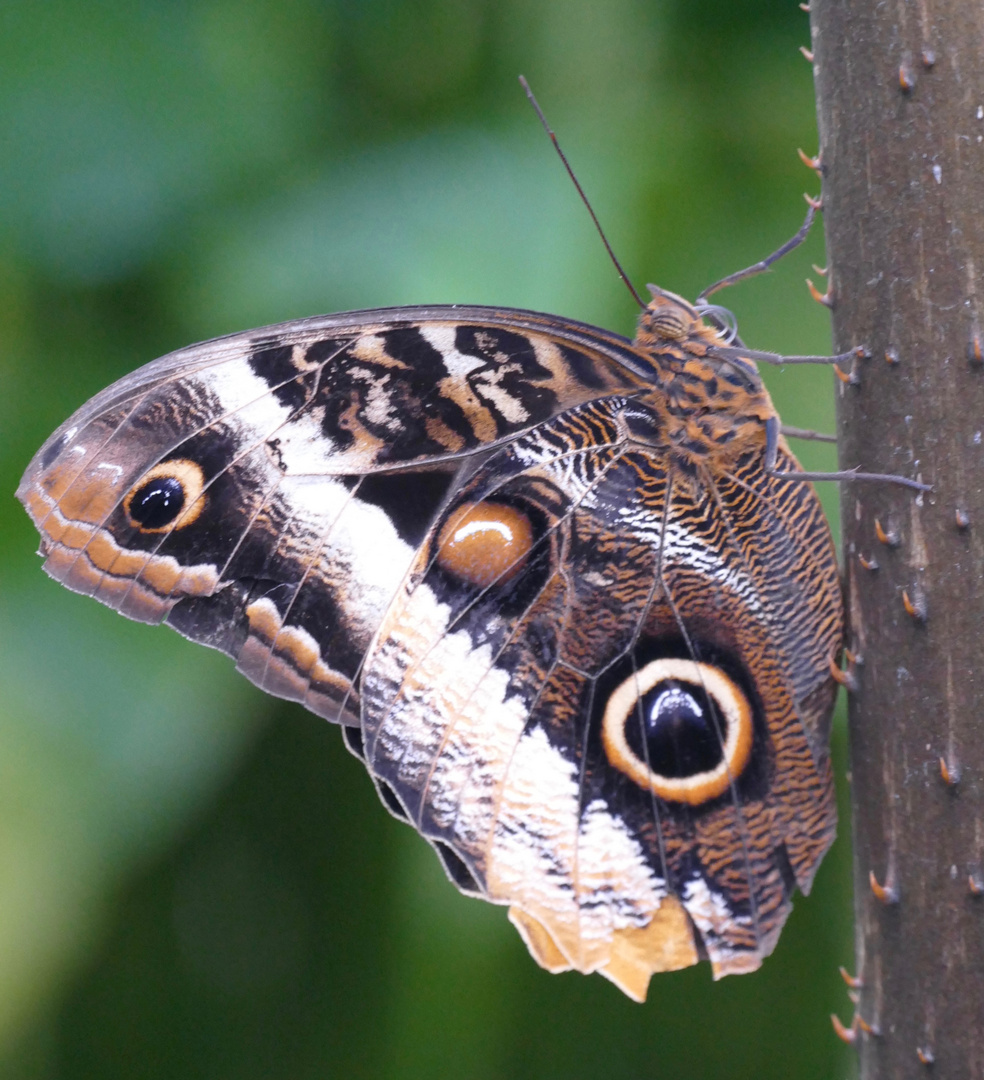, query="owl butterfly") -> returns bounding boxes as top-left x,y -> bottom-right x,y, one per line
19,191 -> 867,1000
